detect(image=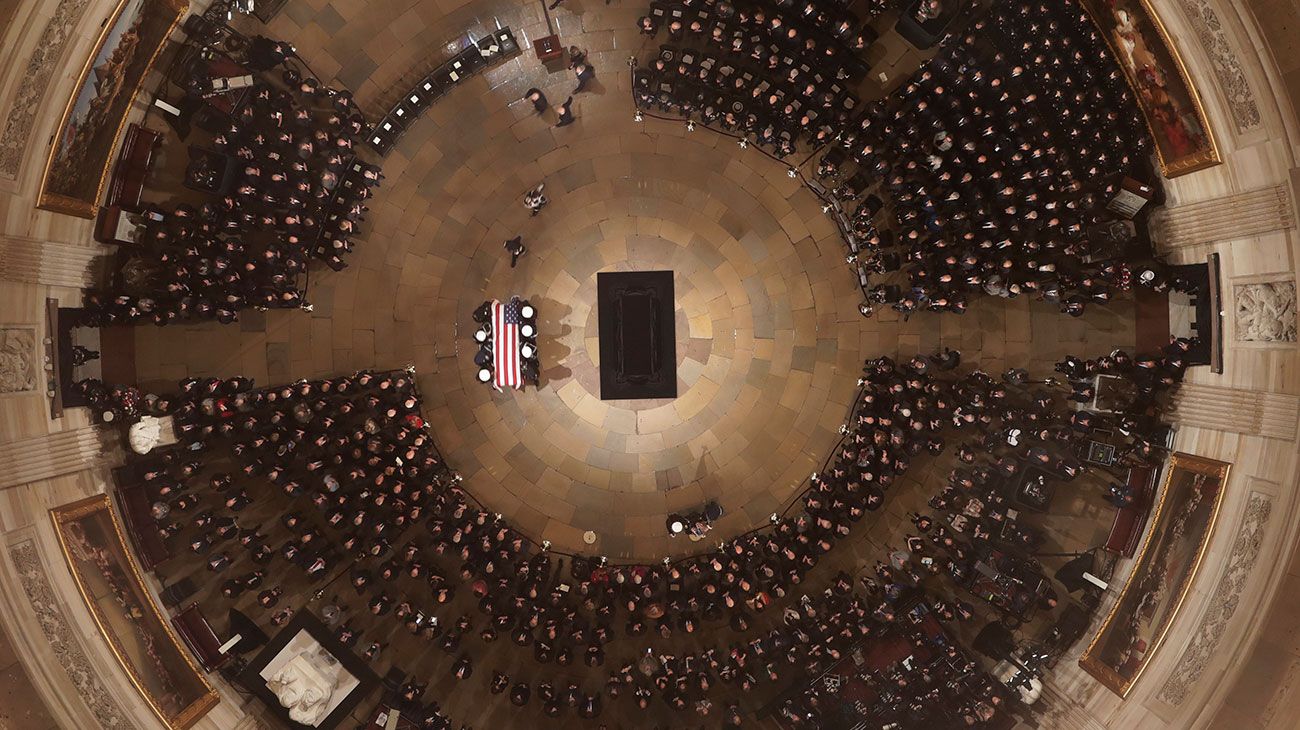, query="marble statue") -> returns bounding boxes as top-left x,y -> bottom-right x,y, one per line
128,416 -> 163,454
1234,281 -> 1297,342
265,647 -> 343,726
0,327 -> 37,393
